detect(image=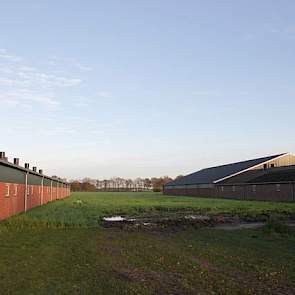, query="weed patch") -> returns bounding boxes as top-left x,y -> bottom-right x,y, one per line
263,217 -> 293,236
